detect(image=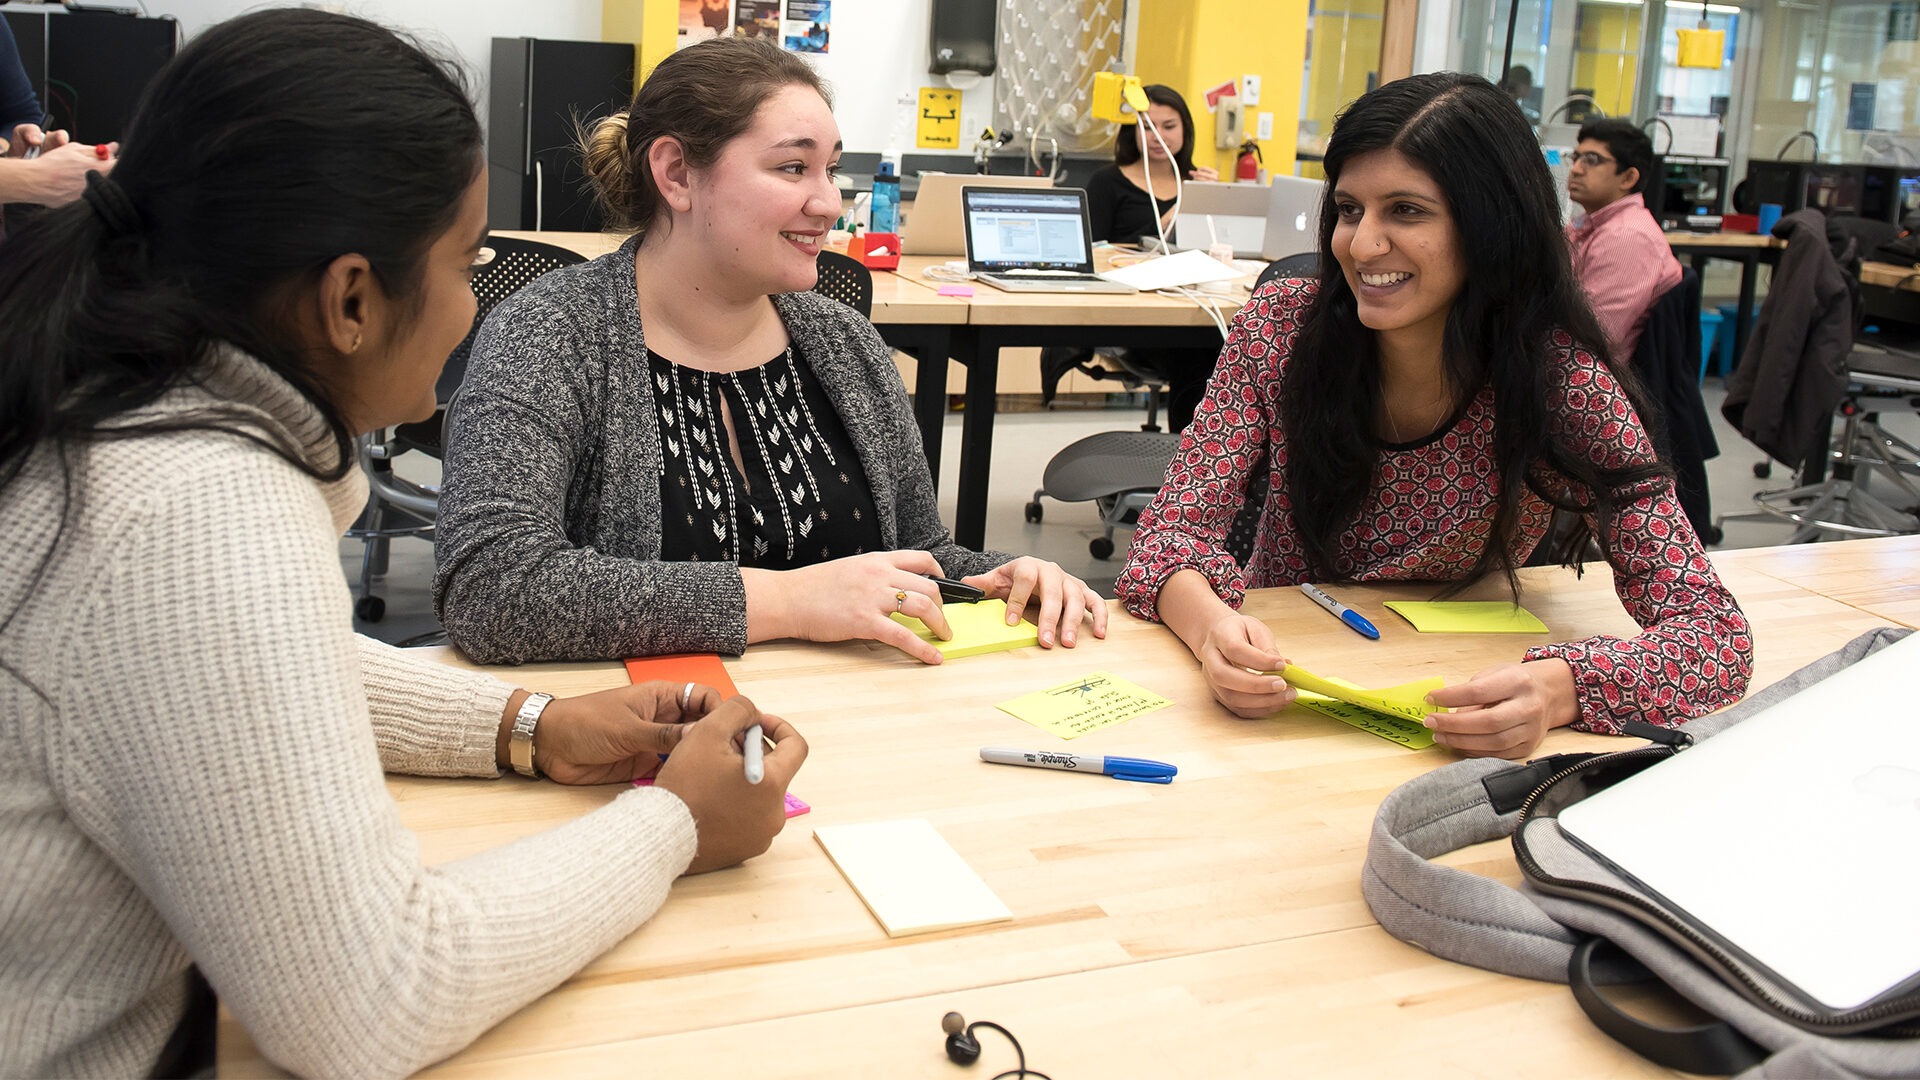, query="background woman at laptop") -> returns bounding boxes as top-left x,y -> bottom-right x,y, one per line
1044,83 -> 1222,431
1086,83 -> 1218,246
0,11 -> 805,1077
434,37 -> 1105,665
1115,73 -> 1752,759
